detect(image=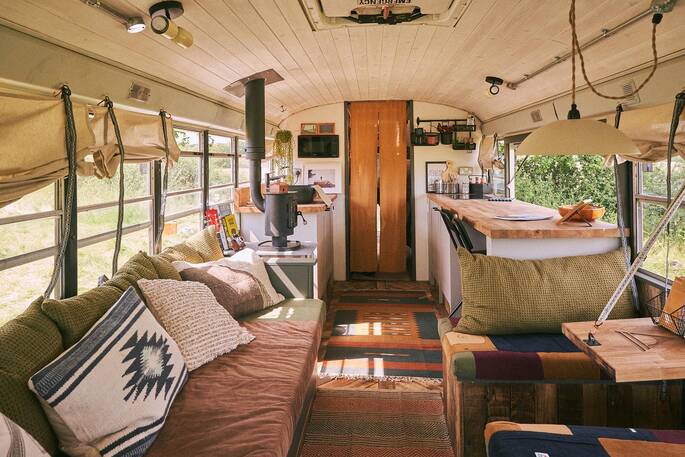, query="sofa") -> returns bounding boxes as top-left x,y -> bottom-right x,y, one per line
0,227 -> 325,457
